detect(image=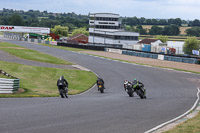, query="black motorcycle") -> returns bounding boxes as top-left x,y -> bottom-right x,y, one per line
124,81 -> 134,97
134,84 -> 146,99
97,81 -> 105,93
98,84 -> 105,93
58,85 -> 68,98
